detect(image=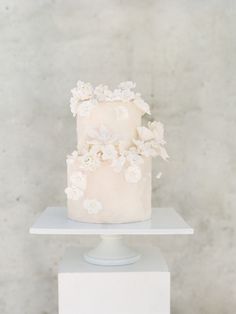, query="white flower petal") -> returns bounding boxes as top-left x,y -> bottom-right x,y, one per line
79,153 -> 101,171
126,151 -> 143,165
111,155 -> 126,173
65,187 -> 83,200
125,166 -> 142,183
70,97 -> 79,117
70,172 -> 87,190
160,146 -> 169,160
88,125 -> 116,144
121,89 -> 135,101
83,199 -> 103,214
134,95 -> 151,115
94,84 -> 112,101
66,151 -> 78,164
102,144 -> 118,160
78,99 -> 97,117
76,81 -> 93,100
112,89 -> 123,101
137,126 -> 154,141
133,140 -> 157,157
148,121 -> 165,144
